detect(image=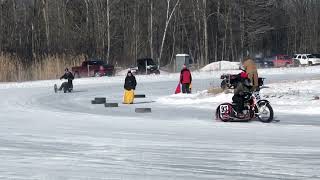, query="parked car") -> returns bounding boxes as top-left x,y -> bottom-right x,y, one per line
313,54 -> 320,58
267,55 -> 293,68
135,58 -> 160,75
255,57 -> 274,68
312,54 -> 320,64
294,54 -> 320,66
72,59 -> 114,78
129,66 -> 138,74
293,54 -> 300,66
